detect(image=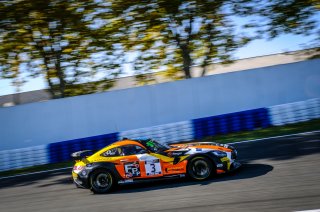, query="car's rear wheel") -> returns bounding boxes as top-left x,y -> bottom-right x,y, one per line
187,157 -> 213,180
90,169 -> 114,194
